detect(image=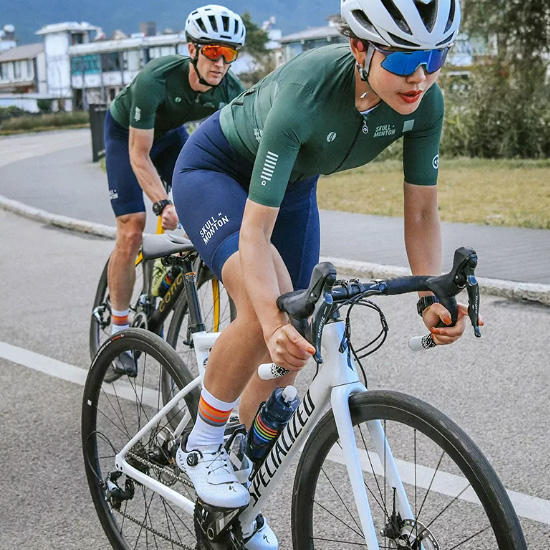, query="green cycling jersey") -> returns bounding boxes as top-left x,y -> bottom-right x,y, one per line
111,55 -> 245,137
220,44 -> 444,208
